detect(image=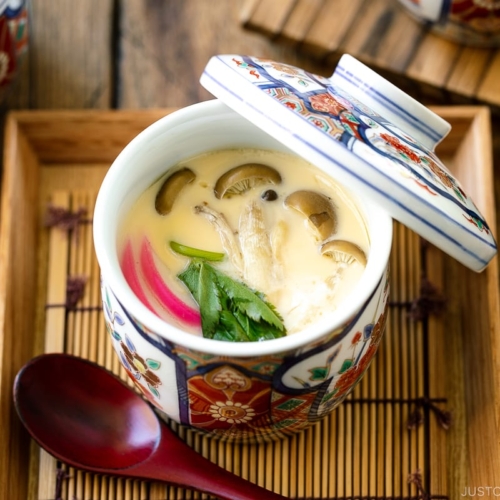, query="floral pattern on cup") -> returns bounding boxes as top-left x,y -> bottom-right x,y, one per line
103,288 -> 164,407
